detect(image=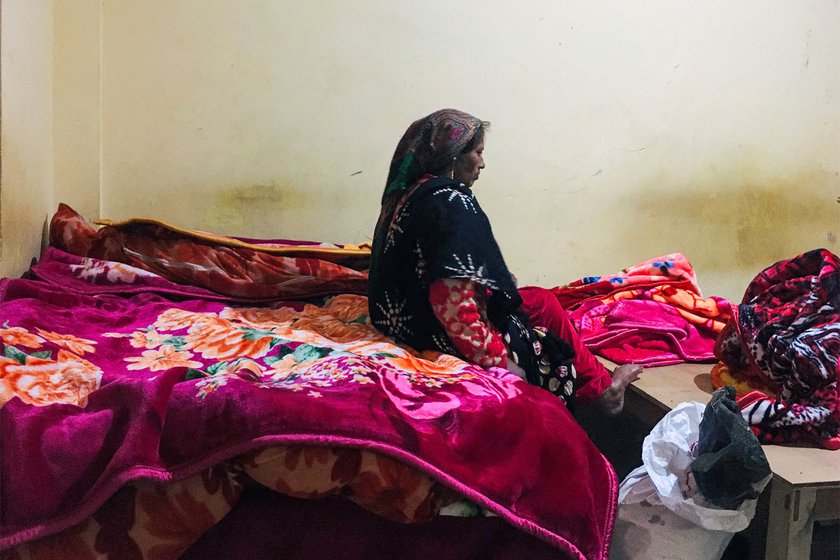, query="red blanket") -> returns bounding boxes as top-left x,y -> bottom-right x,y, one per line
1,207 -> 618,559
